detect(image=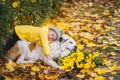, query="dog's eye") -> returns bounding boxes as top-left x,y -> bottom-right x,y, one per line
69,41 -> 73,44
59,37 -> 63,42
